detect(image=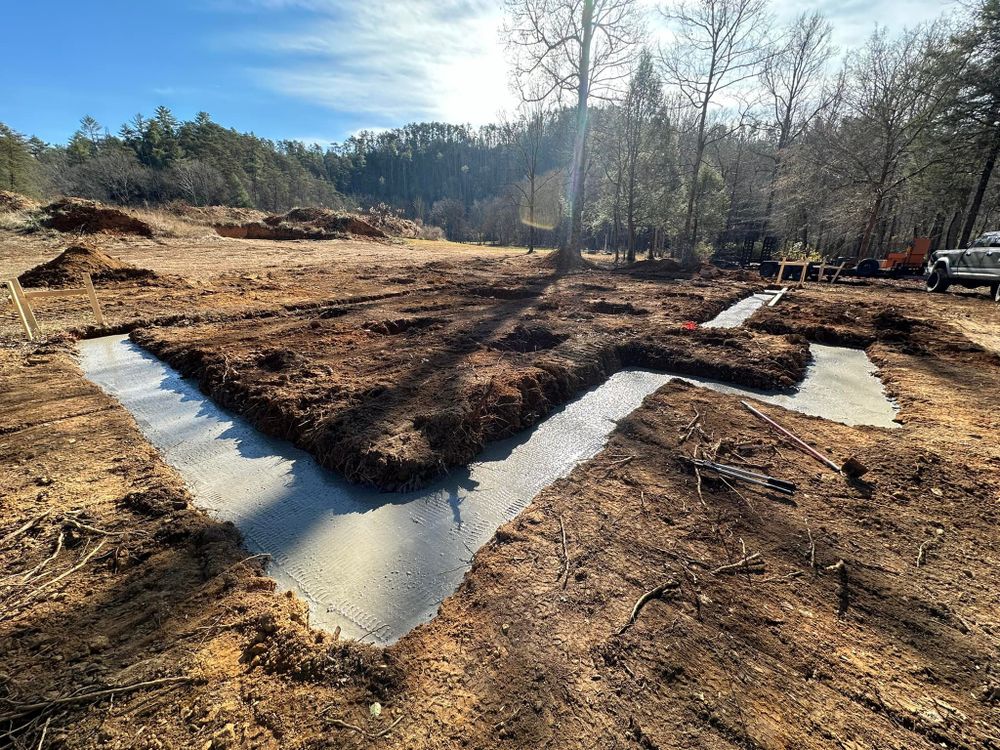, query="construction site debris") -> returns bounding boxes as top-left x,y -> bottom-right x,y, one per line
689,457 -> 796,496
740,400 -> 842,472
